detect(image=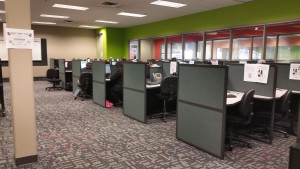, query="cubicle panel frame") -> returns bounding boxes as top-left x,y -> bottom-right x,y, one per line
228,64 -> 277,144
176,64 -> 228,160
58,59 -> 66,89
92,61 -> 106,107
123,62 -> 147,123
72,60 -> 81,93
